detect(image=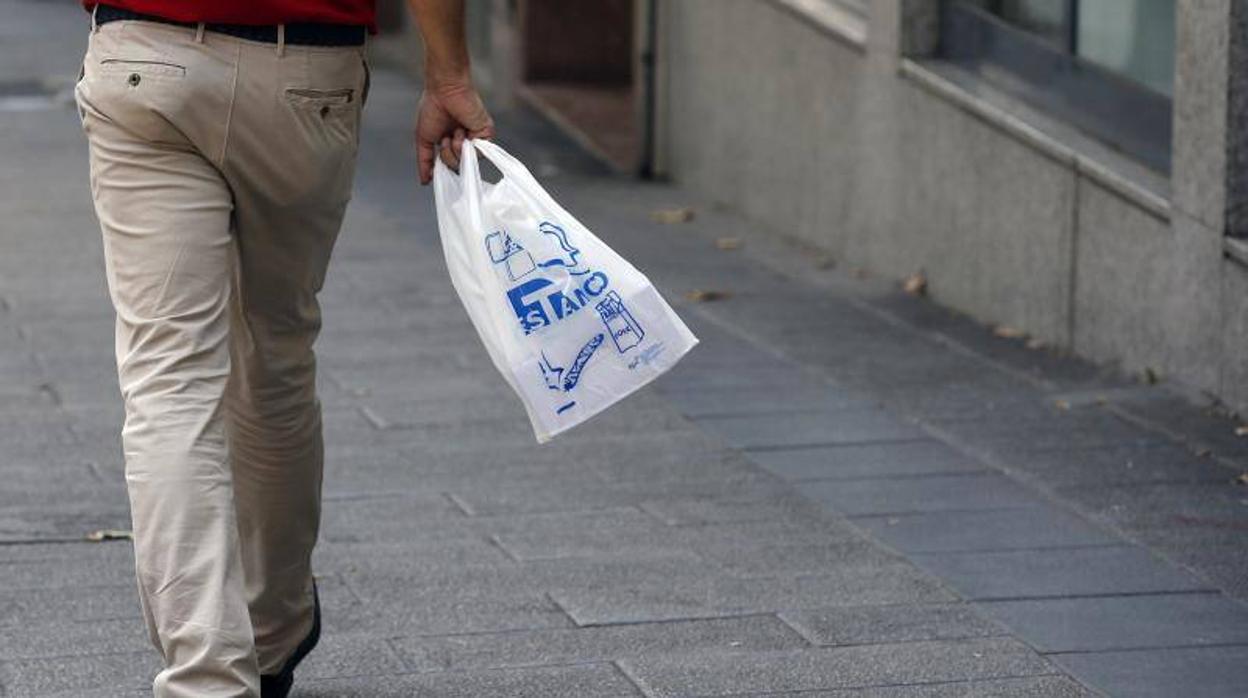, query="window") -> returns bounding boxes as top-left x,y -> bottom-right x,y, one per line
941,0 -> 1175,172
